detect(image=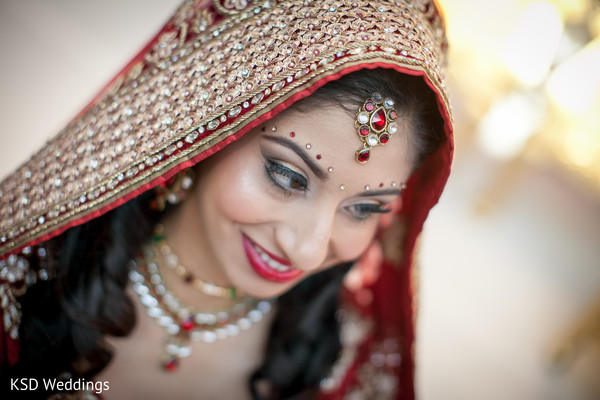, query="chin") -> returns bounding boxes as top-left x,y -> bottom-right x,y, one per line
229,271 -> 300,300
